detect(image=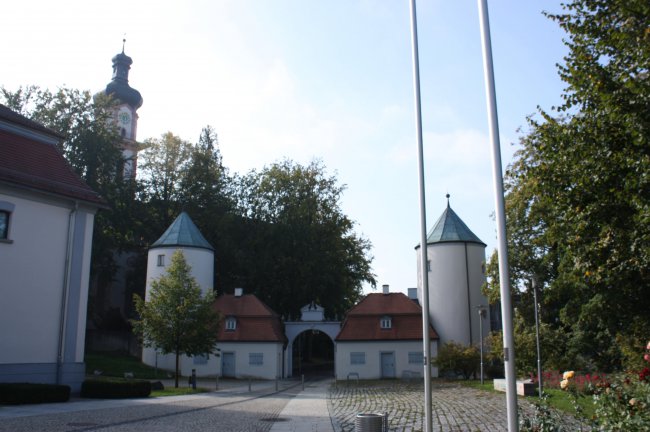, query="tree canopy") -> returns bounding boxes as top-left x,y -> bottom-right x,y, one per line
485,0 -> 649,371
